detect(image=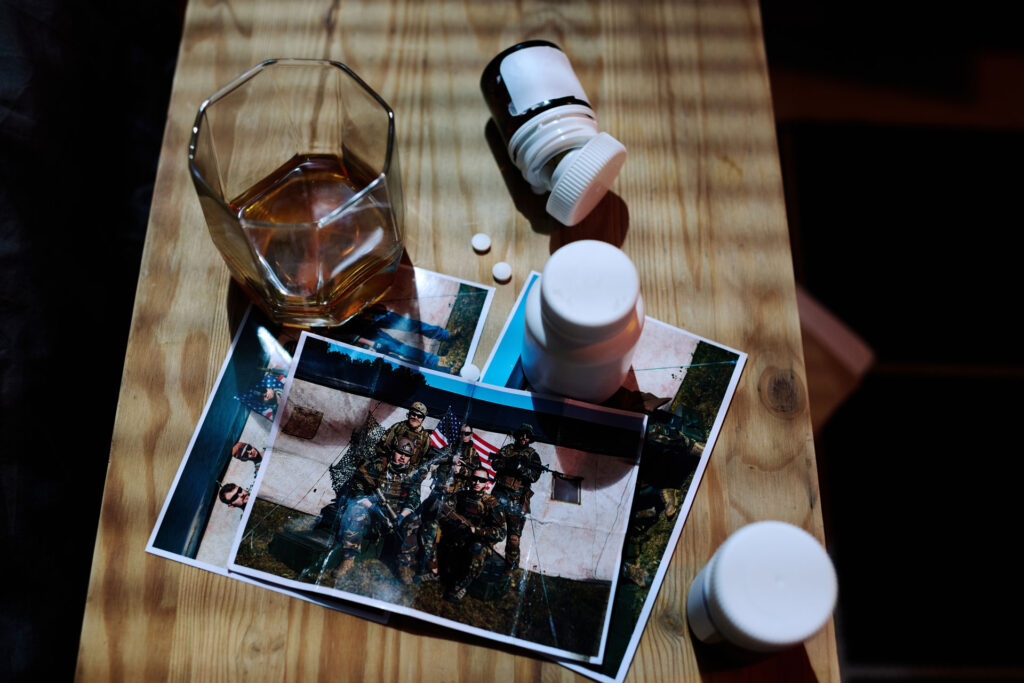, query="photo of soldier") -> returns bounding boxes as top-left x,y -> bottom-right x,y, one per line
619,478 -> 680,587
332,437 -> 424,585
218,483 -> 249,509
337,303 -> 451,370
375,401 -> 432,467
228,333 -> 648,663
490,423 -> 543,589
231,441 -> 263,465
419,424 -> 484,581
149,268 -> 495,624
454,425 -> 483,481
436,467 -> 506,603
